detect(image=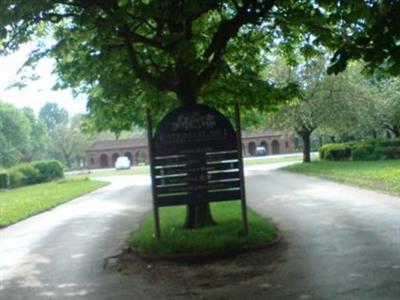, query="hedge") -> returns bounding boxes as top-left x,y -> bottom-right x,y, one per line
351,142 -> 375,161
319,143 -> 352,161
320,138 -> 400,161
32,160 -> 64,183
0,171 -> 9,189
4,160 -> 64,189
